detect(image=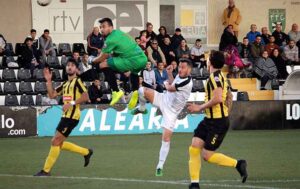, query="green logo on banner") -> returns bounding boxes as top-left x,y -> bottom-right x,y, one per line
269,9 -> 286,32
